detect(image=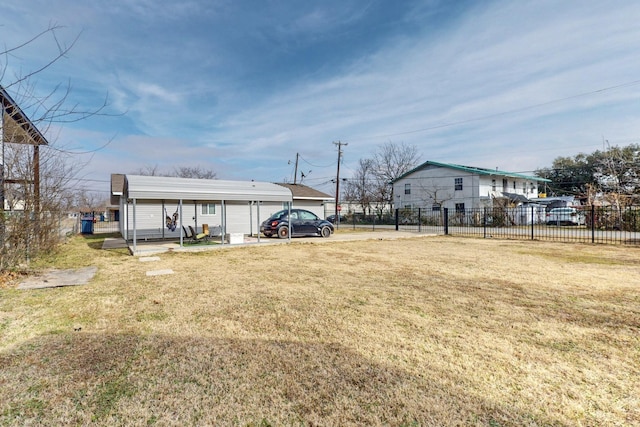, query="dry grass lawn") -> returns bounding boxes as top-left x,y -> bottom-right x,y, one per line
1,233 -> 639,426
